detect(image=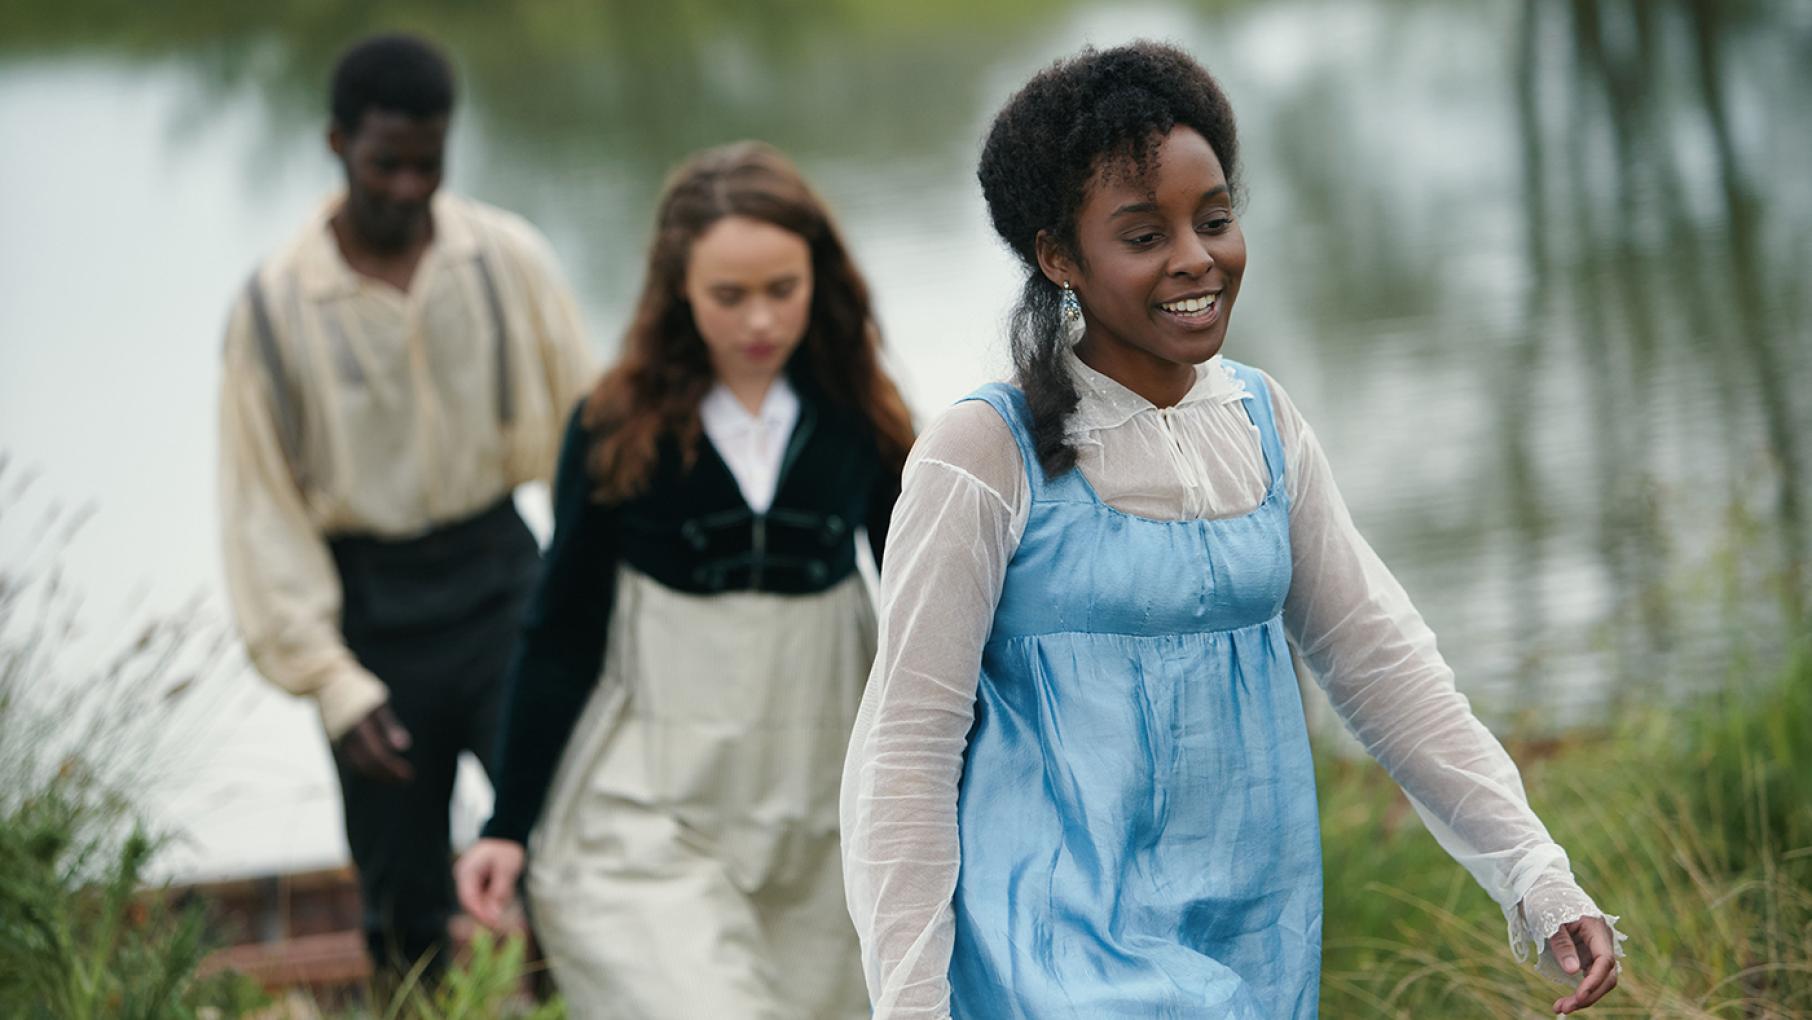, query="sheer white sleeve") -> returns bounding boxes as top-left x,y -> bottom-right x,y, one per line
841,401 -> 1027,1020
1266,373 -> 1627,980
